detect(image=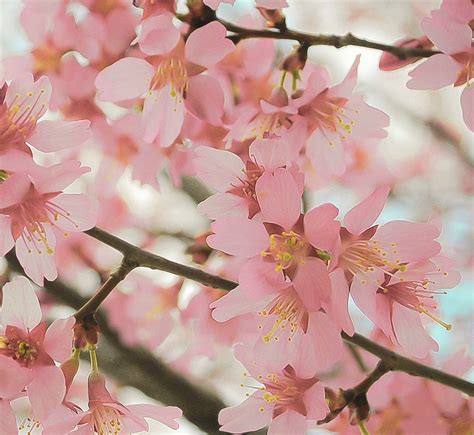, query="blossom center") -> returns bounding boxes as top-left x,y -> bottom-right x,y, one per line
306,94 -> 359,142
0,169 -> 8,182
262,231 -> 307,272
92,406 -> 122,435
382,281 -> 452,330
340,239 -> 404,277
150,58 -> 188,99
0,90 -> 46,146
258,288 -> 305,343
1,335 -> 38,366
